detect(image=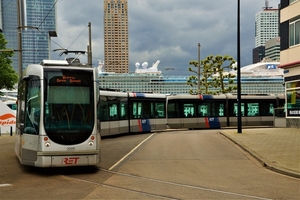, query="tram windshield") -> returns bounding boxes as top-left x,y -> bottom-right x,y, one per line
44,69 -> 94,145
